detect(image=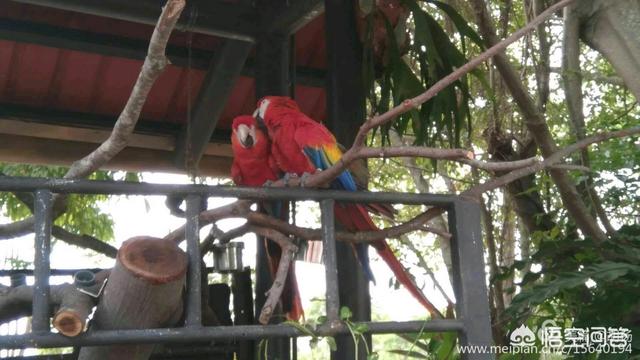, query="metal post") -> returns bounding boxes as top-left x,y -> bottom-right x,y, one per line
255,4 -> 292,357
32,189 -> 53,333
324,0 -> 370,358
185,194 -> 203,327
448,200 -> 494,359
320,200 -> 340,323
